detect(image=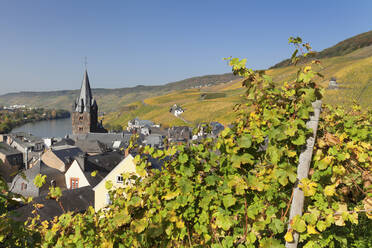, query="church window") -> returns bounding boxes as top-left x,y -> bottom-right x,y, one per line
79,127 -> 83,132
79,116 -> 83,121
